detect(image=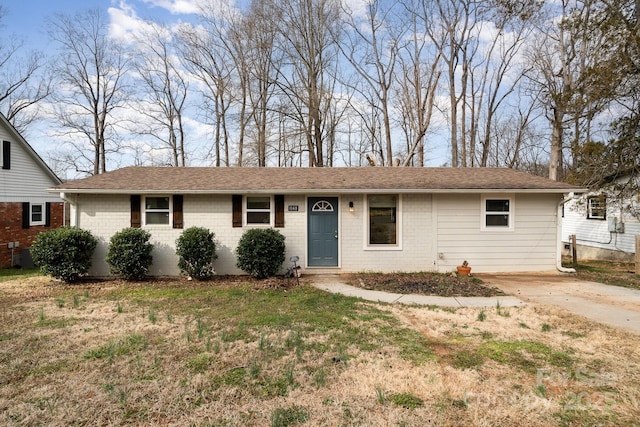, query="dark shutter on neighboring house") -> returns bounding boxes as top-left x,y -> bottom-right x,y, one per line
22,202 -> 30,228
2,141 -> 10,169
275,195 -> 285,228
173,195 -> 184,229
45,202 -> 51,227
130,195 -> 141,228
232,195 -> 242,228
